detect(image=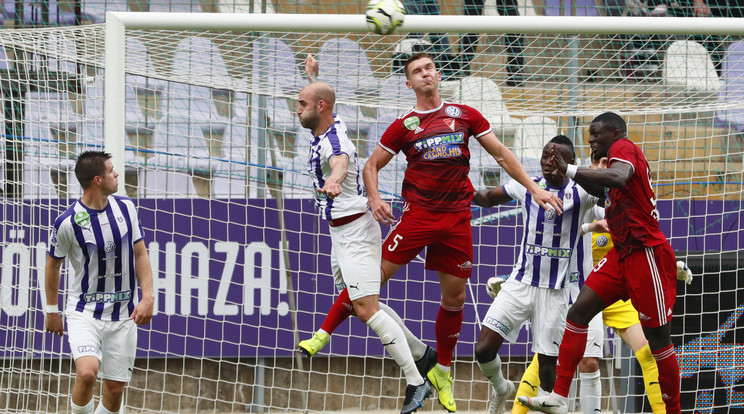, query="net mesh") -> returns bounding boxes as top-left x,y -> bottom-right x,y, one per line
0,11 -> 742,414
